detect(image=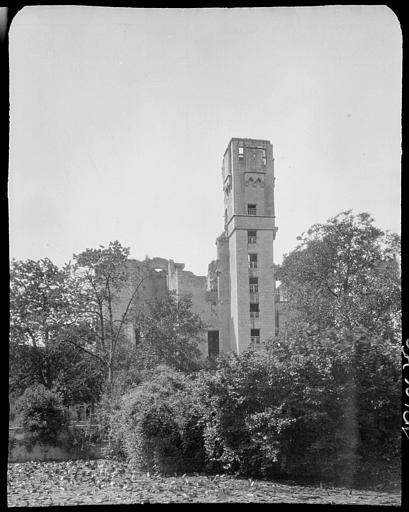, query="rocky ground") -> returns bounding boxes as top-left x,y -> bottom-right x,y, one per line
7,459 -> 401,506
